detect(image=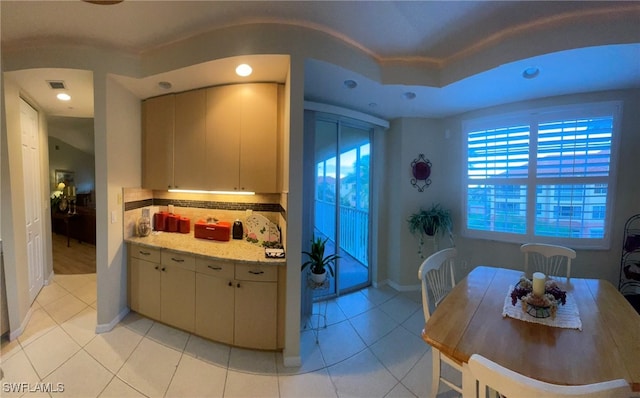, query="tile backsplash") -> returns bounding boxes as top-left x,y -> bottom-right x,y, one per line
123,188 -> 286,241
